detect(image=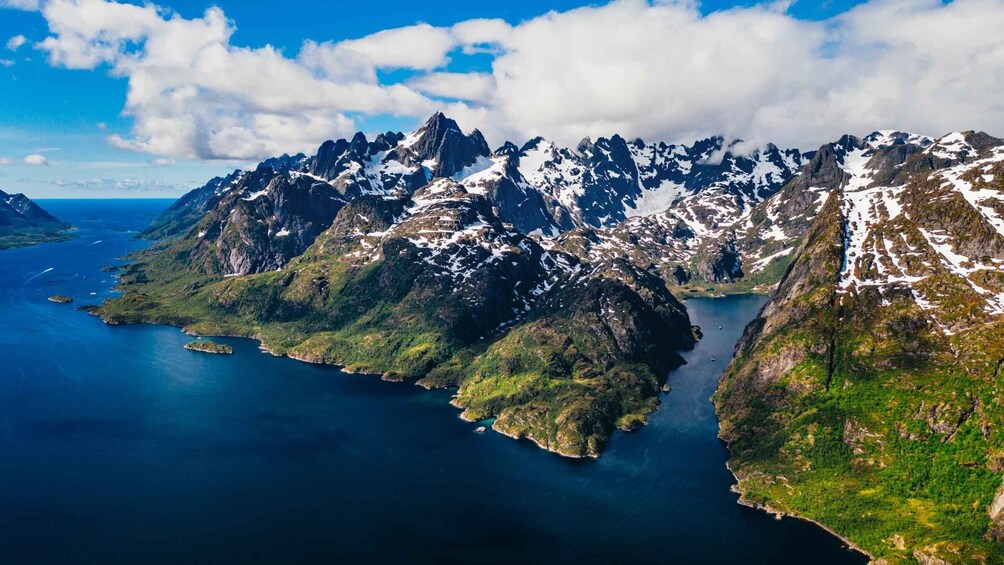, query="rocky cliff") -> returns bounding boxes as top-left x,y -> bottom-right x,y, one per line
716,131 -> 1004,562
